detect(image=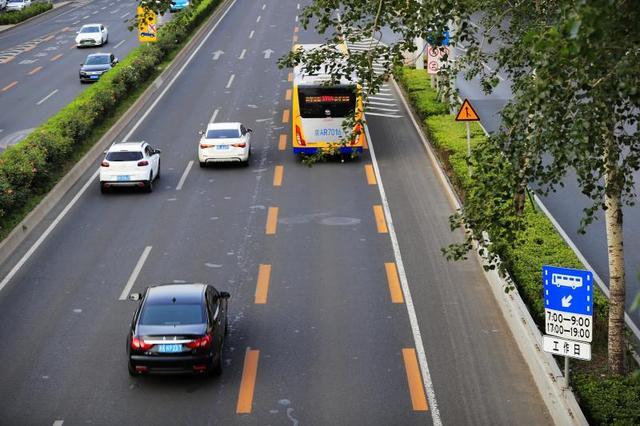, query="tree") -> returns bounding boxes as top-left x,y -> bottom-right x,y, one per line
283,0 -> 640,375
